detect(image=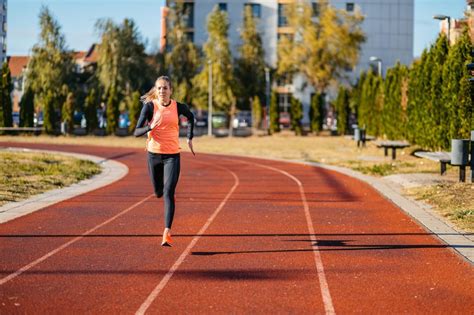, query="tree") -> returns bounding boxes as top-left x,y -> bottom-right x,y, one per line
166,3 -> 200,104
84,88 -> 98,133
278,0 -> 365,95
269,90 -> 280,134
309,93 -> 324,134
25,6 -> 74,134
0,62 -> 13,128
106,85 -> 119,134
192,7 -> 235,113
95,18 -> 150,107
235,5 -> 266,110
128,91 -> 141,133
290,96 -> 303,135
251,95 -> 262,130
61,92 -> 75,134
334,86 -> 350,135
42,91 -> 56,134
19,87 -> 35,127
